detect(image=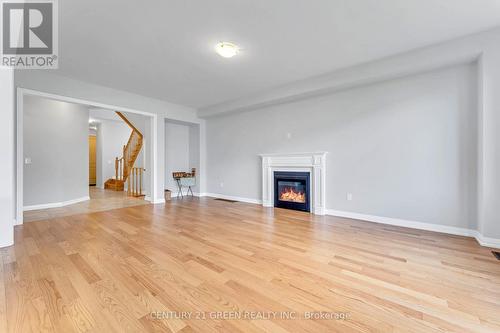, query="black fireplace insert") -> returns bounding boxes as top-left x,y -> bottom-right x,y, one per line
274,171 -> 310,212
